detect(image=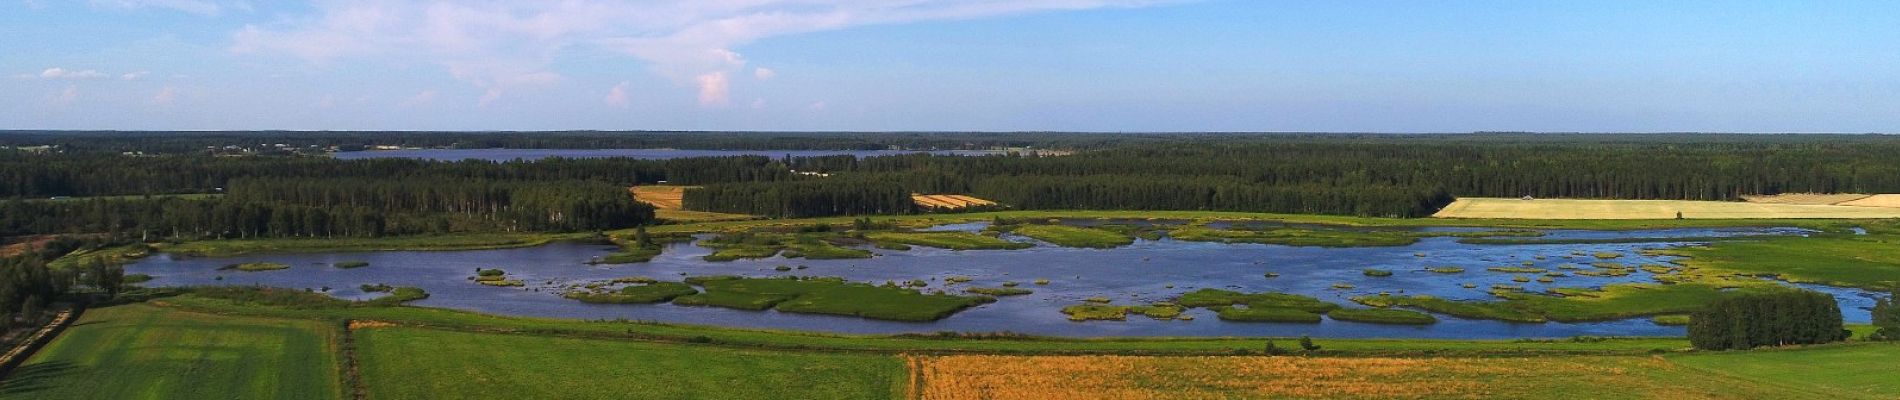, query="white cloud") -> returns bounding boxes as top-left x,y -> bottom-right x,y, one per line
88,0 -> 233,16
52,86 -> 78,105
808,100 -> 827,111
753,67 -> 776,81
152,86 -> 177,104
696,71 -> 729,107
31,67 -> 108,80
604,81 -> 632,108
121,71 -> 150,80
230,1 -> 1180,103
